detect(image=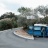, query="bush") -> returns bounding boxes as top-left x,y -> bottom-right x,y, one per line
23,23 -> 28,30
12,21 -> 18,28
0,20 -> 13,30
0,19 -> 18,31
